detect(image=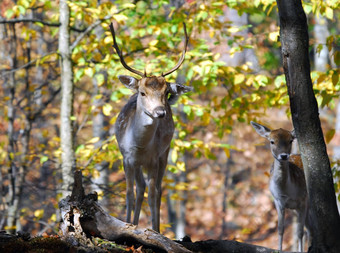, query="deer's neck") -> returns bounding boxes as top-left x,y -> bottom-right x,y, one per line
271,158 -> 290,185
131,109 -> 159,146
